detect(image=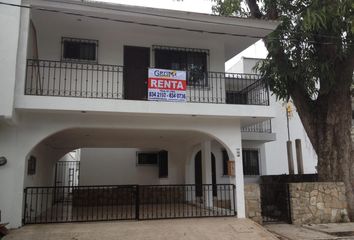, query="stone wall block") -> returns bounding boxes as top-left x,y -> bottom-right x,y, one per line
244,184 -> 262,224
289,182 -> 349,225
